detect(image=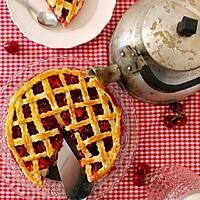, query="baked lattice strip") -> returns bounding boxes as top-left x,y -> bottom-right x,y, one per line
6,68 -> 122,186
